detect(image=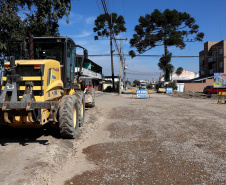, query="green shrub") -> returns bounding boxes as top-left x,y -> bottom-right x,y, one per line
168,81 -> 177,90
147,83 -> 153,89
